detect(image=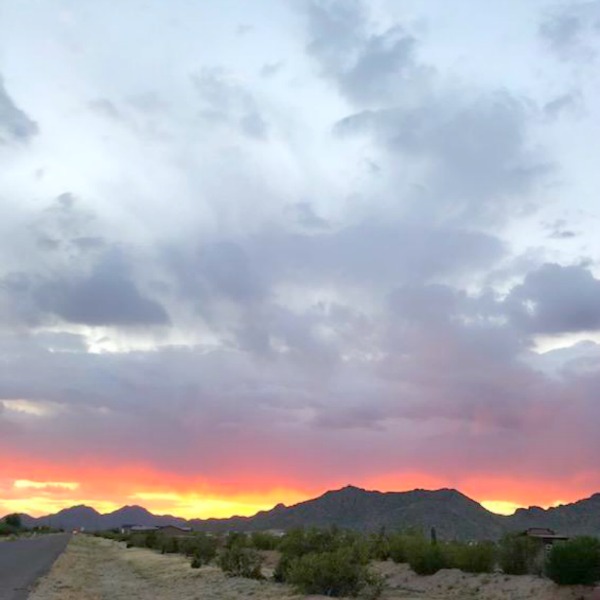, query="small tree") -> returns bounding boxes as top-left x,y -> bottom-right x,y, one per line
450,541 -> 496,574
218,544 -> 263,579
546,537 -> 600,586
406,538 -> 447,575
3,514 -> 22,529
183,533 -> 218,566
388,534 -> 408,564
287,547 -> 382,598
250,531 -> 279,550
